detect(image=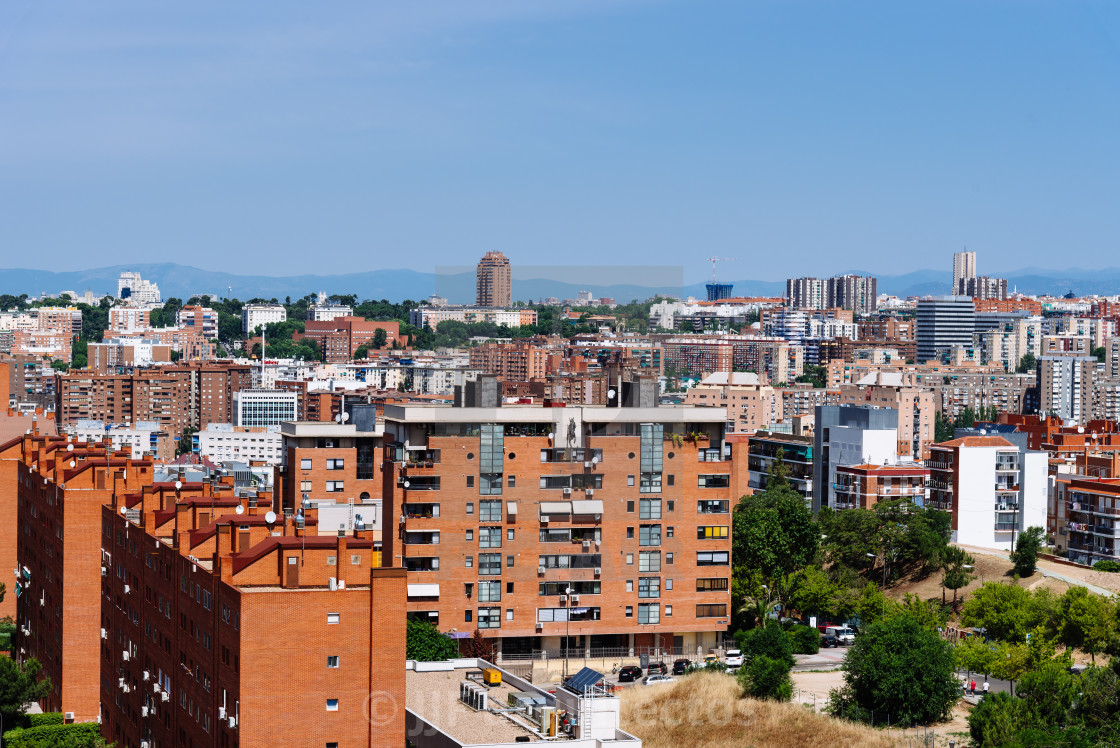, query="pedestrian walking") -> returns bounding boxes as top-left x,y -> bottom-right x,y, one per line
970,679 -> 976,695
983,680 -> 989,696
